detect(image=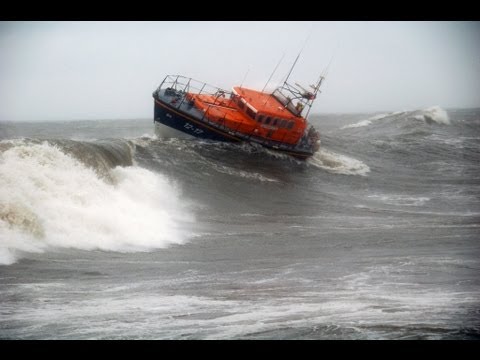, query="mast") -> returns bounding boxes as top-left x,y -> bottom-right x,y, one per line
304,53 -> 333,119
304,75 -> 324,120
